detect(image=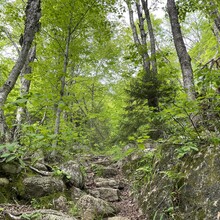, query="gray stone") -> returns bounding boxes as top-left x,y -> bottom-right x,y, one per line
77,195 -> 118,219
99,167 -> 118,178
24,209 -> 76,220
70,186 -> 86,202
53,196 -> 68,212
60,160 -> 84,189
95,178 -> 119,189
23,176 -> 65,198
107,217 -> 130,220
89,187 -> 120,202
33,162 -> 48,171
